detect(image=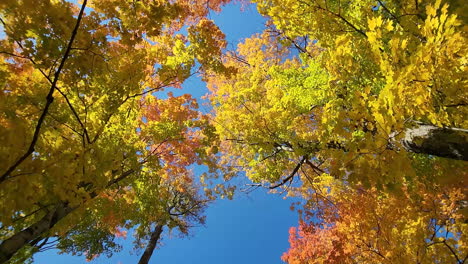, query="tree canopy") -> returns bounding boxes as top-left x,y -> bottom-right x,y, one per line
207,0 -> 467,262
0,0 -> 467,263
0,0 -> 228,262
